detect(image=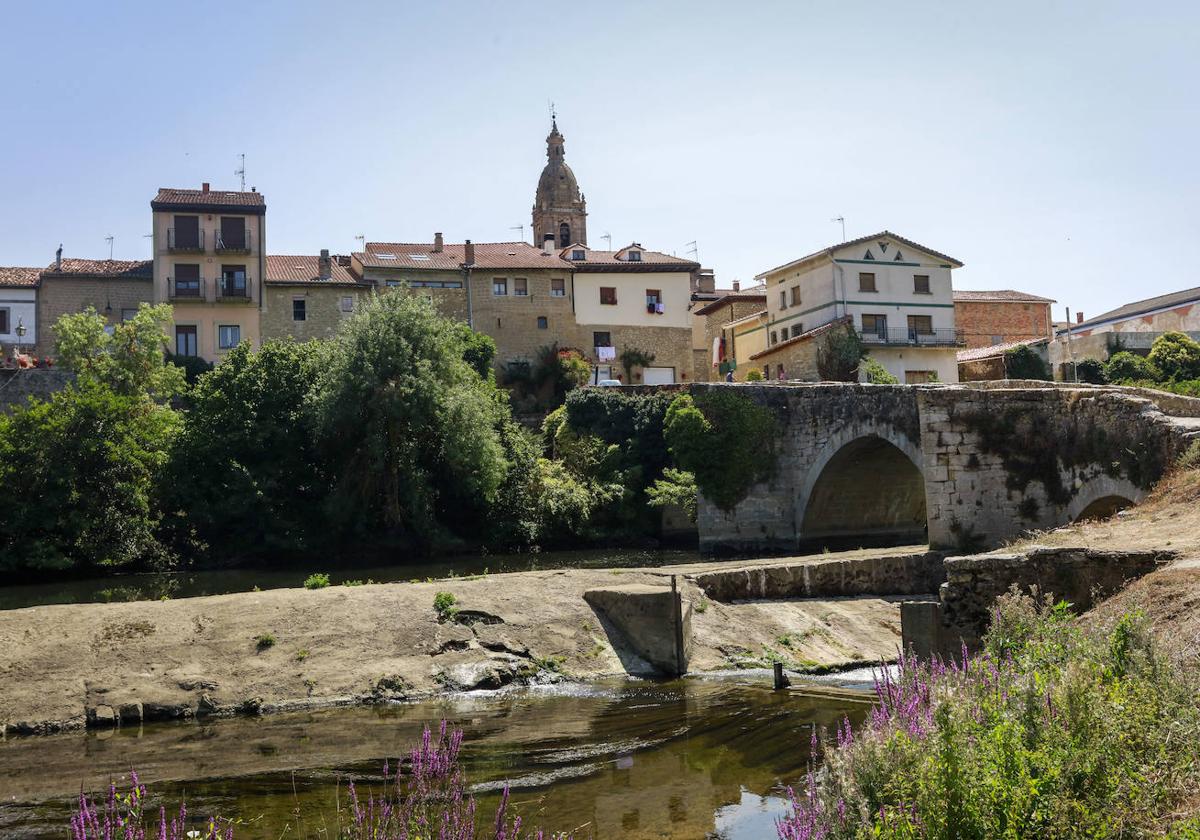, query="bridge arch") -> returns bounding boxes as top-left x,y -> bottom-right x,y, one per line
797,426 -> 927,548
1066,475 -> 1142,523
